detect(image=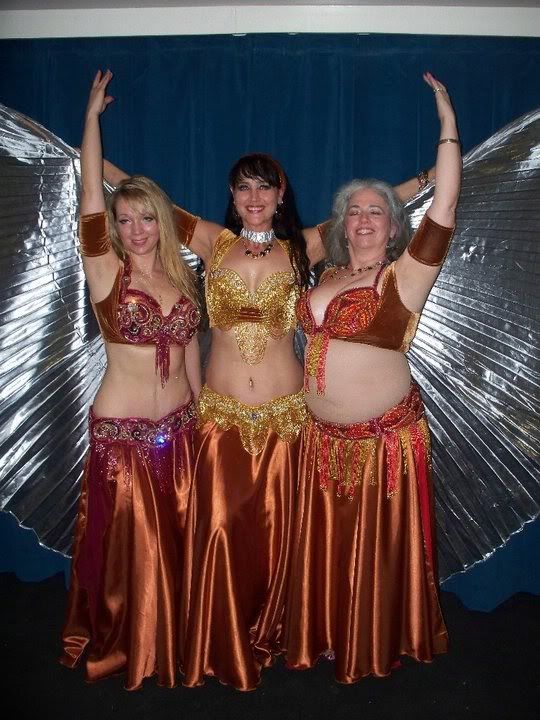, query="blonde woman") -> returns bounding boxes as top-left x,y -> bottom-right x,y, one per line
60,70 -> 201,690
